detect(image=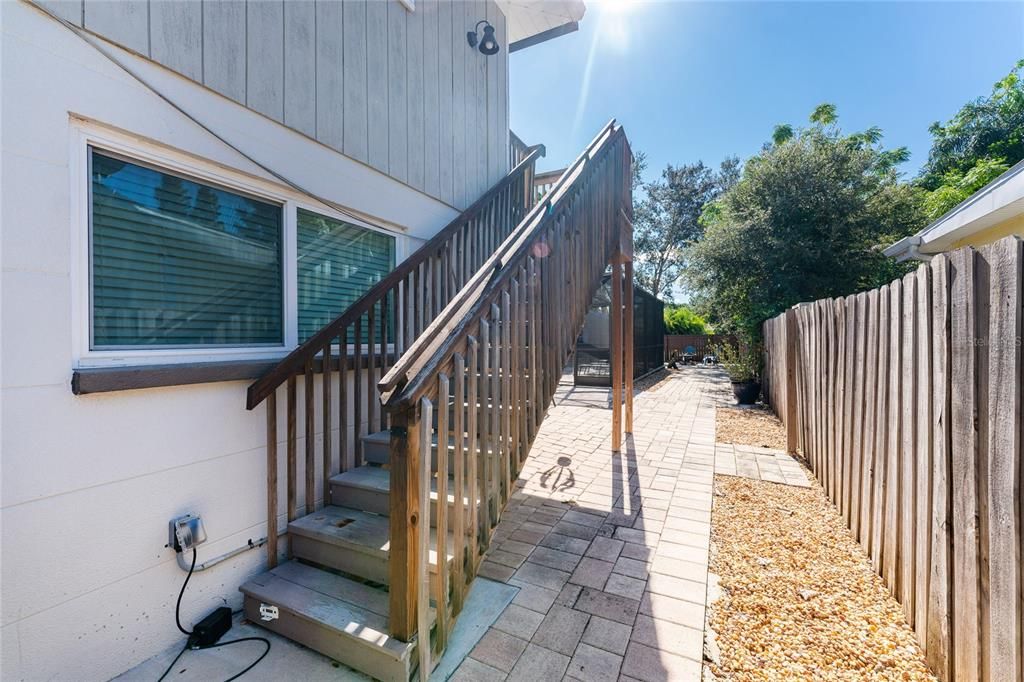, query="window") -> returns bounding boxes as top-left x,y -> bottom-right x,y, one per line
297,209 -> 396,342
77,130 -> 407,368
90,149 -> 284,349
